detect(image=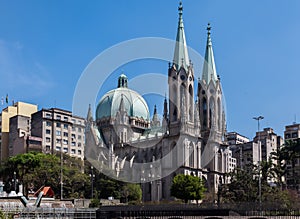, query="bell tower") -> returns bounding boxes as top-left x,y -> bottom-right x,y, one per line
168,1 -> 195,135
198,23 -> 225,144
